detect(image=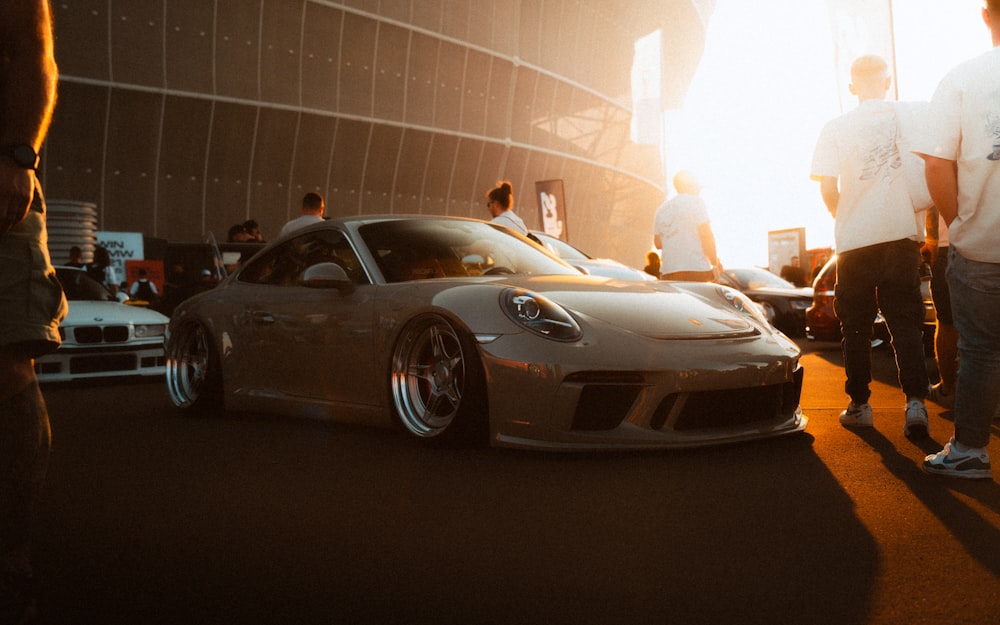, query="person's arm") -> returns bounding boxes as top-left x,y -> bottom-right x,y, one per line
819,176 -> 840,217
923,206 -> 940,264
0,0 -> 58,234
924,156 -> 959,226
698,223 -> 718,268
